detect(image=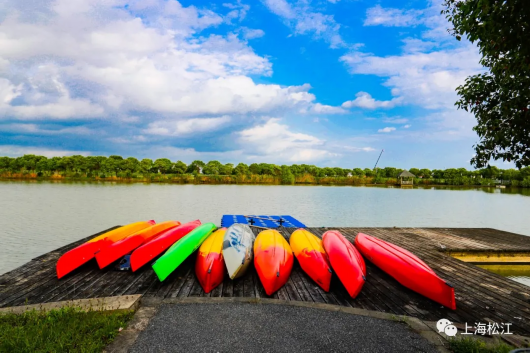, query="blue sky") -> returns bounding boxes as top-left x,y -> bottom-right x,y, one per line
0,0 -> 500,169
